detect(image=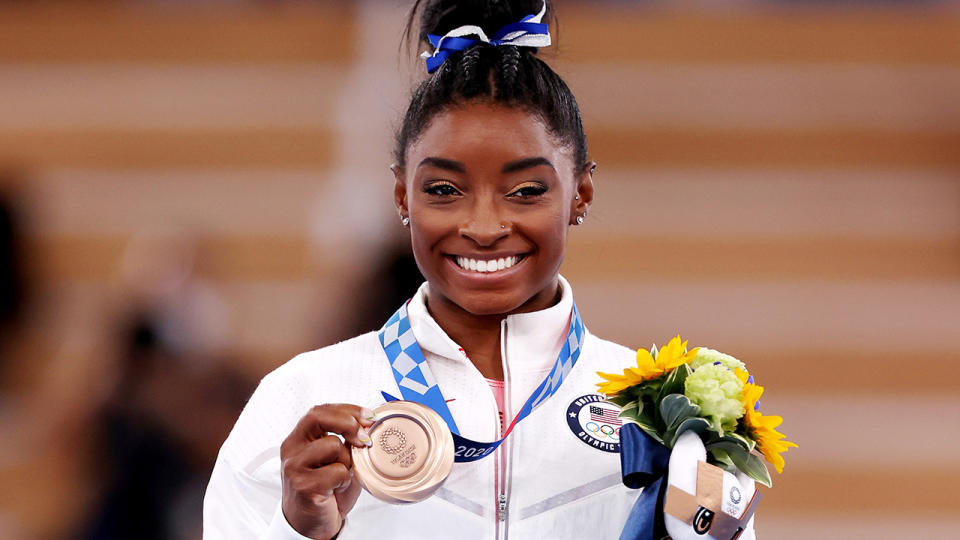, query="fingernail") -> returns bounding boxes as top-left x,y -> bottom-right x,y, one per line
361,408 -> 376,421
358,427 -> 372,446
